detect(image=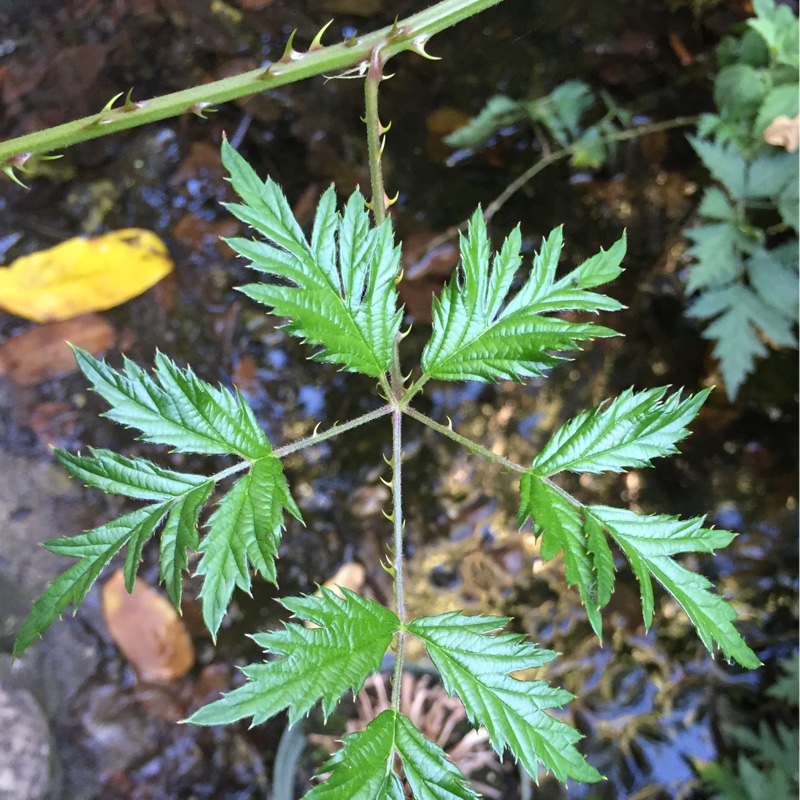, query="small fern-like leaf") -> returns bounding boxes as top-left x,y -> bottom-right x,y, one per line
407,612 -> 602,784
222,140 -> 403,377
160,482 -> 215,607
421,216 -> 624,382
687,277 -> 798,399
189,589 -> 399,727
74,346 -> 272,458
